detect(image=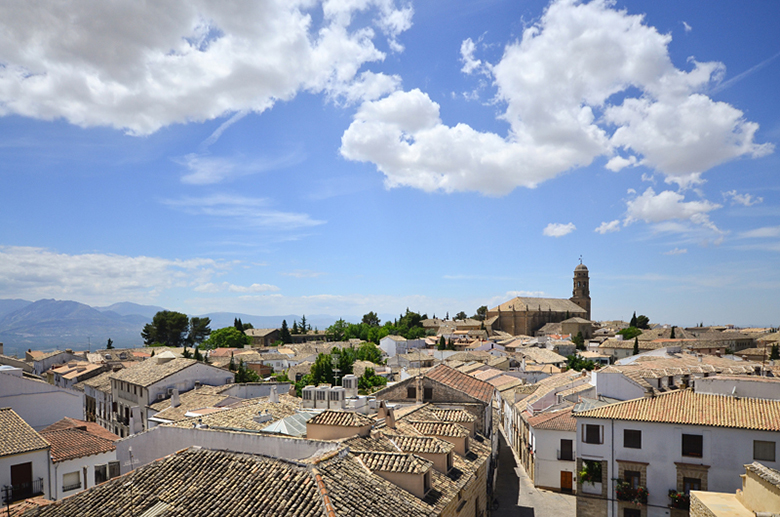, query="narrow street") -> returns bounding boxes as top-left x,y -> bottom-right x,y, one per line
493,428 -> 576,517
